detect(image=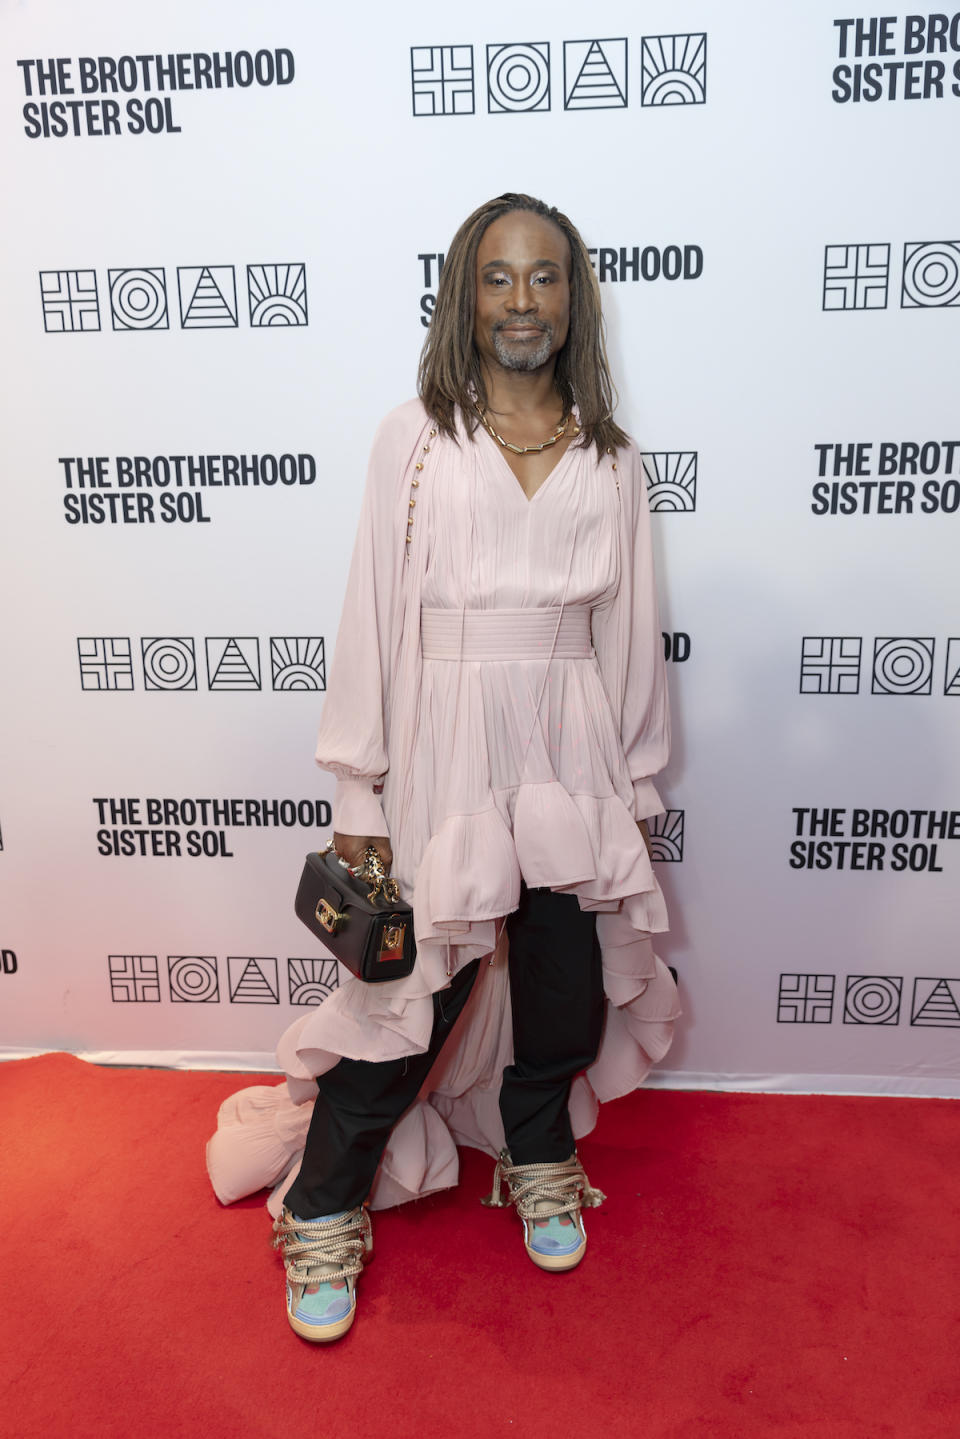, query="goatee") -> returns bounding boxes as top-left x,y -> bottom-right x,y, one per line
492,322 -> 554,371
